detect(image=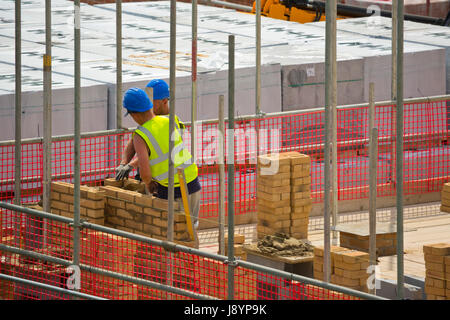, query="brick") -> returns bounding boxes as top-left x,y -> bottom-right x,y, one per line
425,277 -> 446,289
143,207 -> 162,218
291,191 -> 311,200
284,152 -> 310,165
104,178 -> 123,188
87,217 -> 104,226
105,216 -> 125,227
116,208 -> 136,220
425,286 -> 445,296
291,184 -> 310,193
341,251 -> 369,264
334,268 -> 368,279
107,198 -> 126,209
441,205 -> 450,213
126,202 -> 143,213
291,168 -> 310,179
50,192 -> 60,201
258,205 -> 291,215
134,193 -> 154,207
331,274 -> 360,287
52,200 -> 69,211
257,198 -> 290,209
258,154 -> 291,167
87,188 -> 105,201
426,269 -> 445,279
423,243 -> 450,256
142,224 -> 161,236
258,212 -> 290,224
99,186 -> 121,198
445,256 -> 450,266
425,261 -> 446,272
86,208 -> 104,219
80,199 -> 104,210
291,218 -> 309,227
152,218 -> 166,228
258,184 -> 290,194
257,190 -> 281,202
125,219 -> 143,231
334,260 -> 364,271
52,182 -> 71,194
116,190 -> 136,202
